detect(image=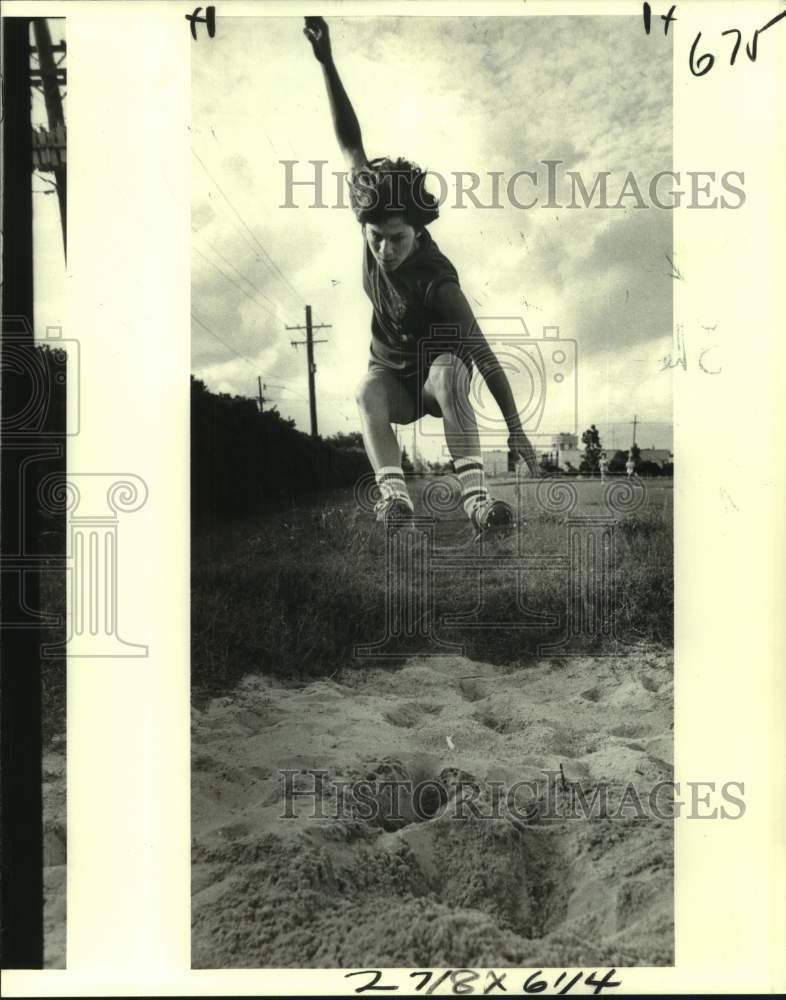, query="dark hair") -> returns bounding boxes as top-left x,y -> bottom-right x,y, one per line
348,157 -> 440,228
